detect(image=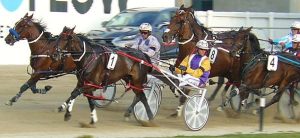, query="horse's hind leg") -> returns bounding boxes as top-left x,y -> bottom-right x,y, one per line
87,97 -> 98,125
137,91 -> 154,120
288,83 -> 298,106
124,94 -> 141,120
